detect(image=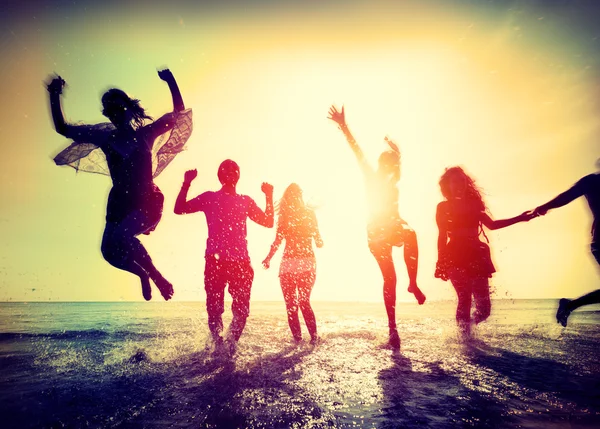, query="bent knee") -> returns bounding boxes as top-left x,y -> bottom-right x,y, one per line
404,228 -> 417,245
